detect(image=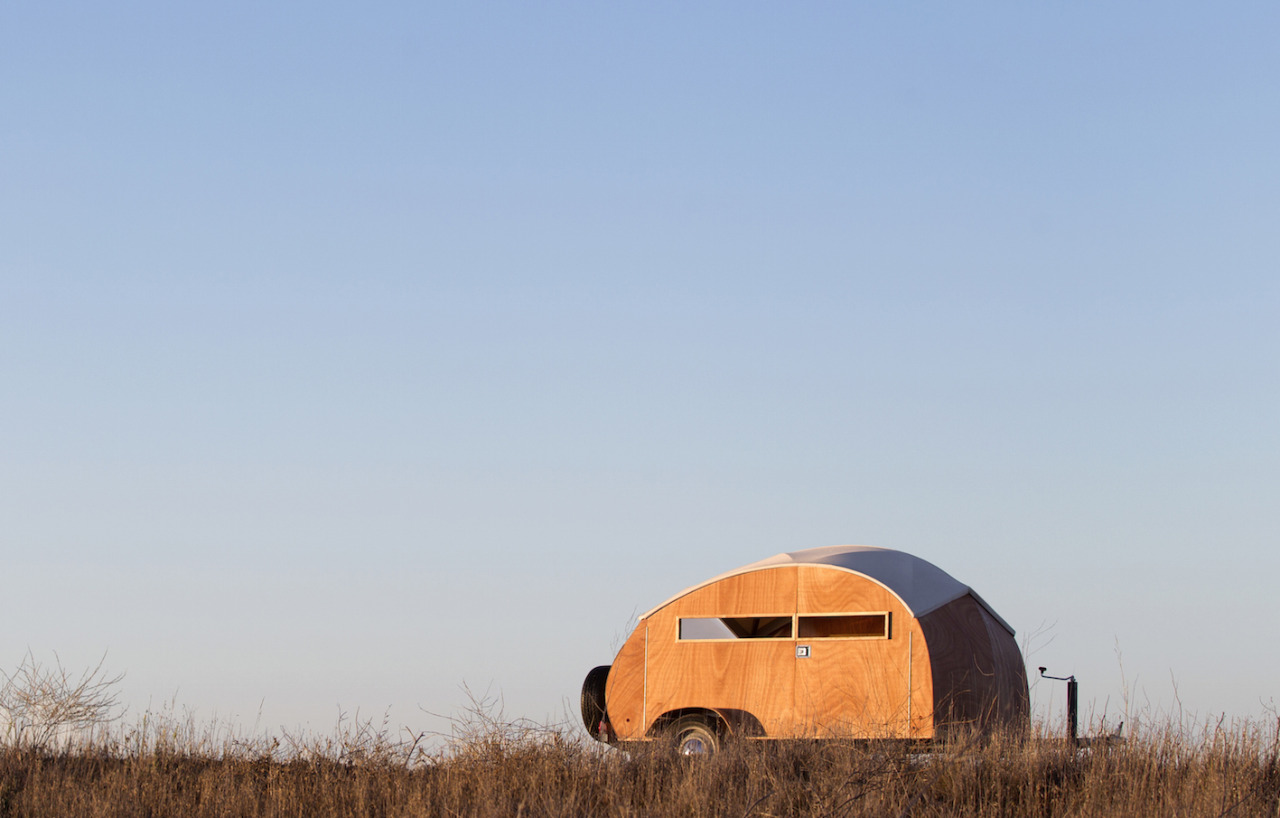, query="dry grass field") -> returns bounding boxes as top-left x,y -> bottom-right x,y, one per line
3,654 -> 1278,815
2,710 -> 1280,817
